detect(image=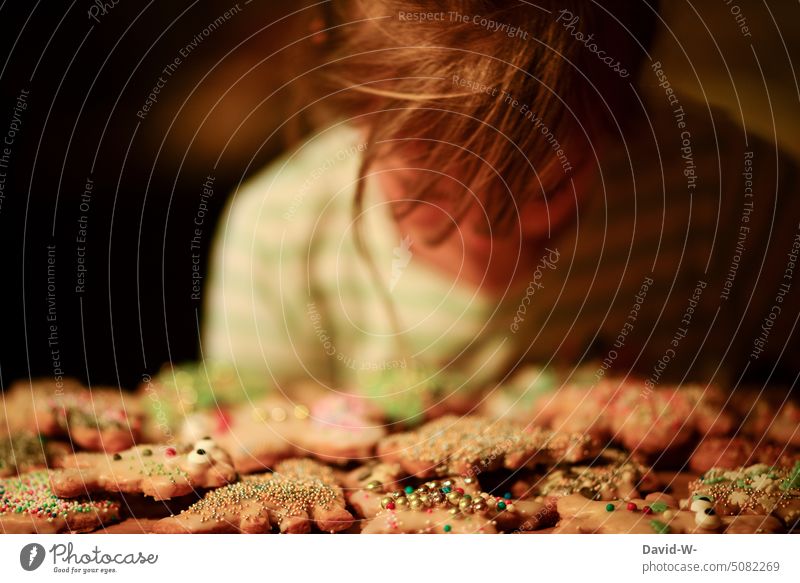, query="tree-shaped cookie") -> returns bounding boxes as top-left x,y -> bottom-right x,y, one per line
357,478 -> 556,533
378,415 -> 598,478
687,462 -> 800,527
511,449 -> 659,501
152,458 -> 353,533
